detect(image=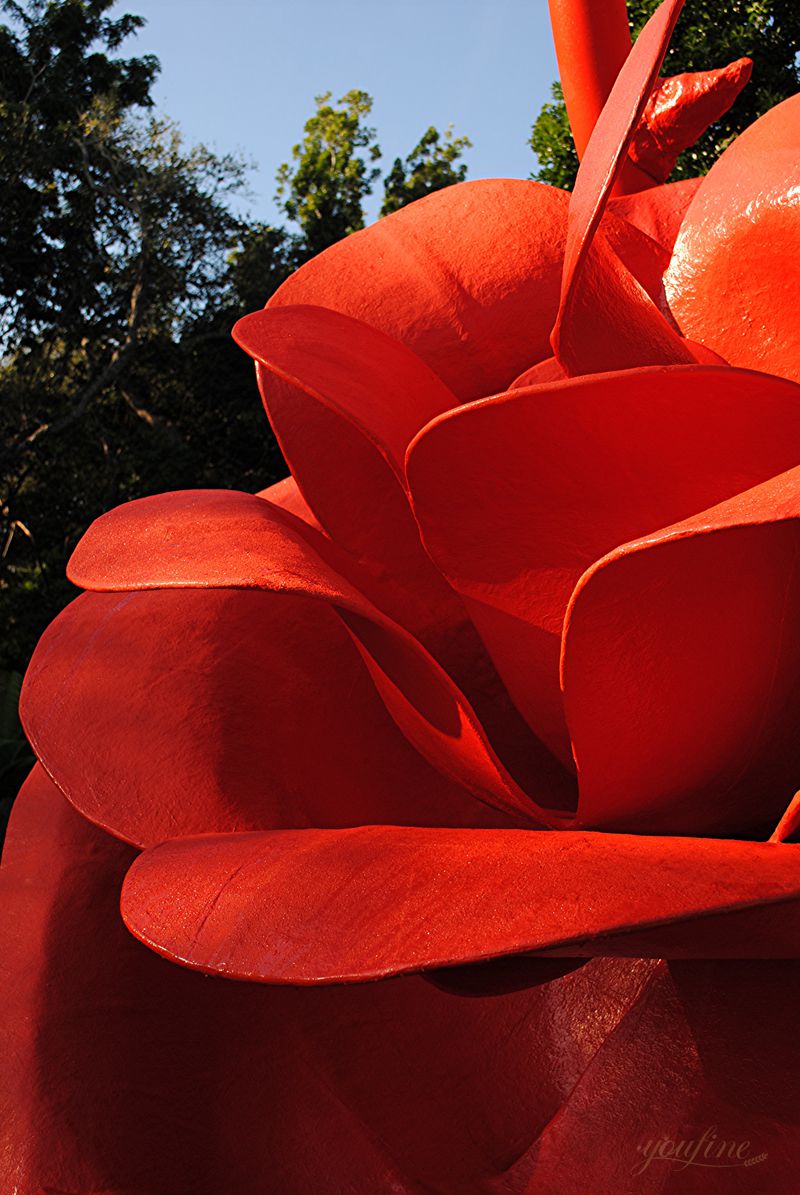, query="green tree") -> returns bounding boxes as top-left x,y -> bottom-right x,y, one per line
0,1 -> 272,674
224,223 -> 297,315
530,0 -> 800,188
0,8 -> 476,684
529,82 -> 575,191
380,125 -> 472,216
0,0 -> 157,341
275,89 -> 381,258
